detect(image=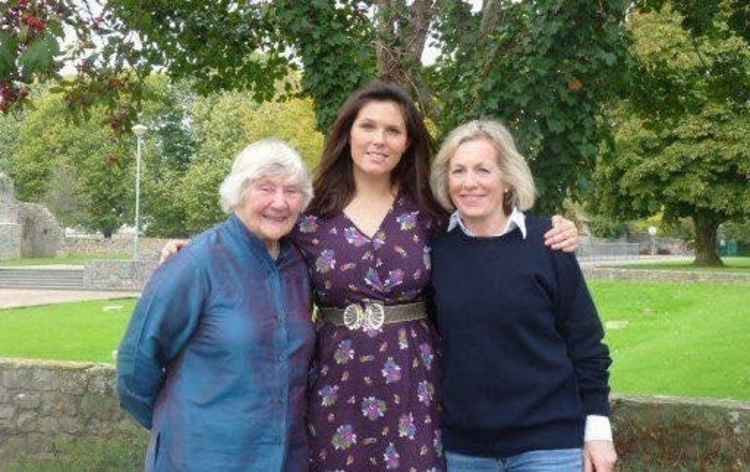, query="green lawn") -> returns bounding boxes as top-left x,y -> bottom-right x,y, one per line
0,299 -> 137,363
1,282 -> 749,401
590,280 -> 750,401
606,256 -> 750,272
0,254 -> 130,267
